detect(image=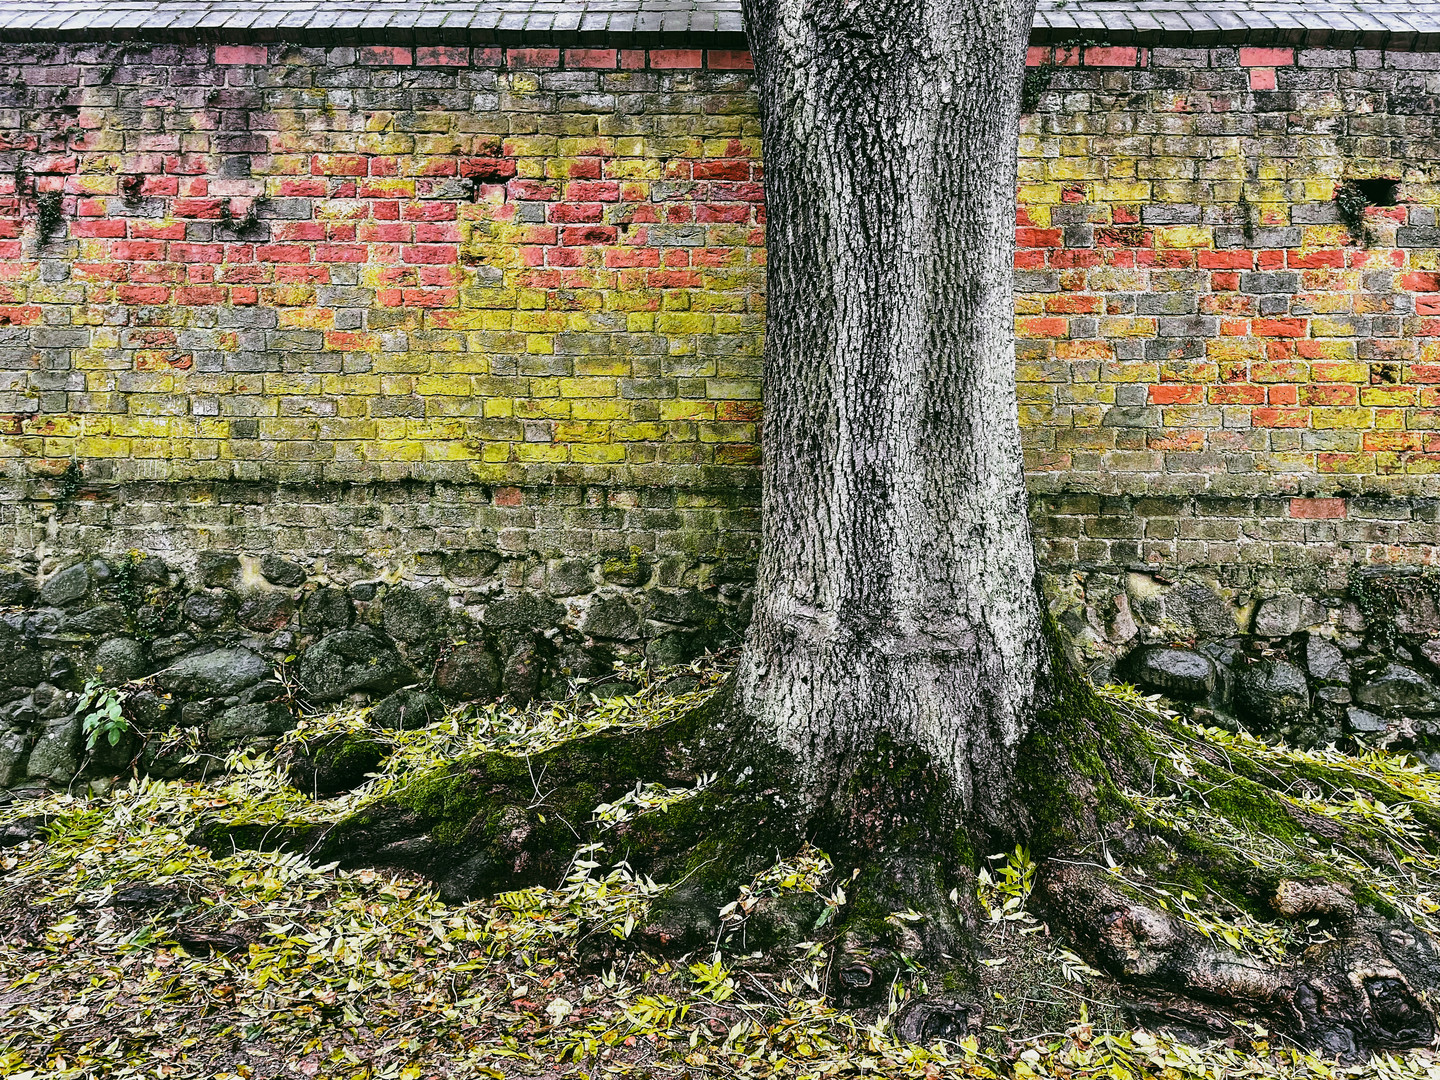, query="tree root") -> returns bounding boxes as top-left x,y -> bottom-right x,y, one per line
195,671 -> 1440,1058
1038,859 -> 1439,1056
